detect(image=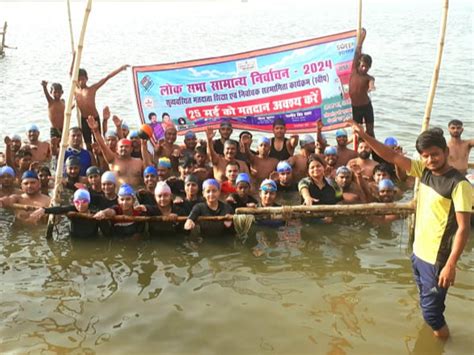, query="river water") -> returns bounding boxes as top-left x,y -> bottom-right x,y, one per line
0,1 -> 473,354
